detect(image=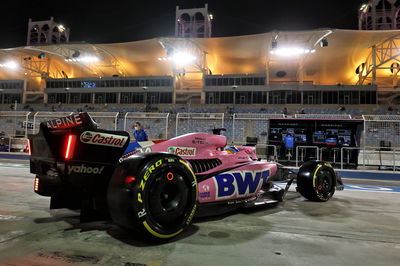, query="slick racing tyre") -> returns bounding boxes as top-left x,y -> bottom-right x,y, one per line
296,160 -> 336,202
107,153 -> 198,242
